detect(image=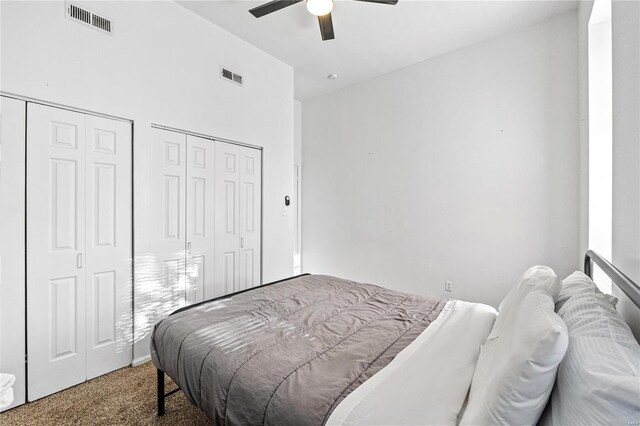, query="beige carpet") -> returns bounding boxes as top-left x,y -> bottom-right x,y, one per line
0,362 -> 213,425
